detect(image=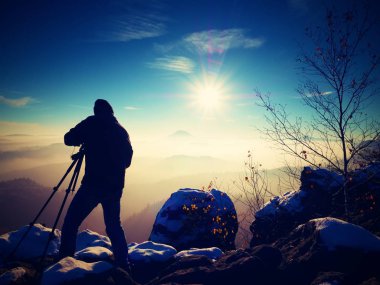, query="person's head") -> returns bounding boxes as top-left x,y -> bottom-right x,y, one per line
94,99 -> 114,116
